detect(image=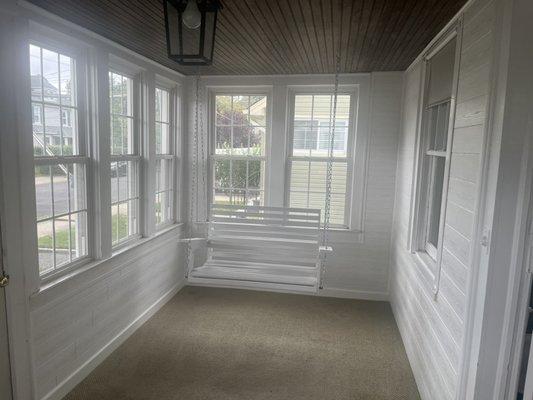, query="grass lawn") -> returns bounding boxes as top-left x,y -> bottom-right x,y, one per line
38,213 -> 129,249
